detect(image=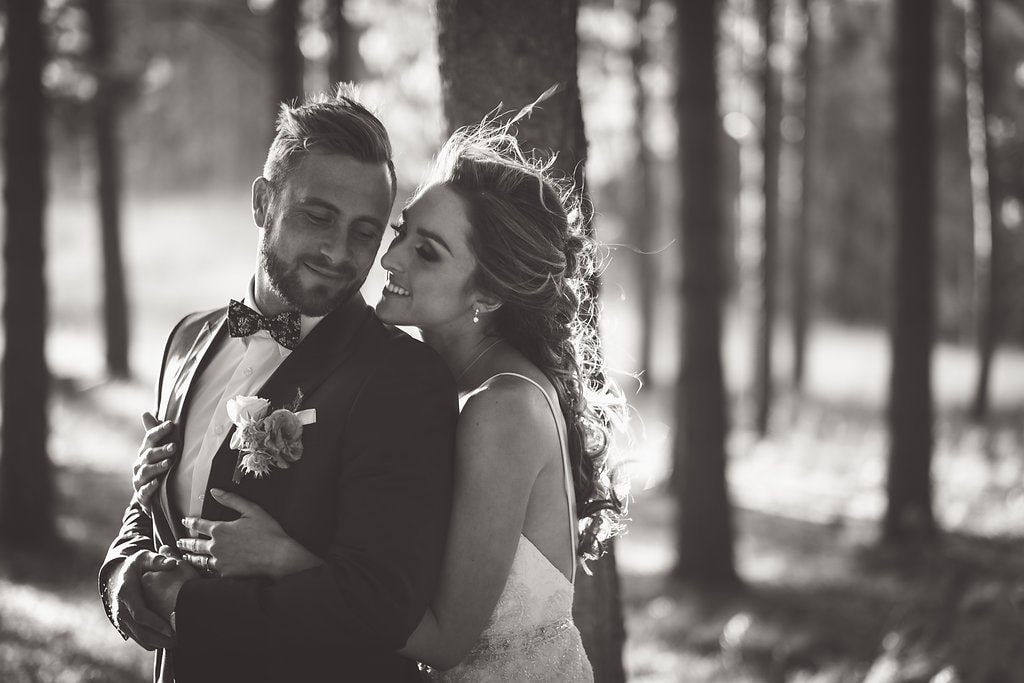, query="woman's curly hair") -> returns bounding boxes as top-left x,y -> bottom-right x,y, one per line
417,114 -> 629,569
